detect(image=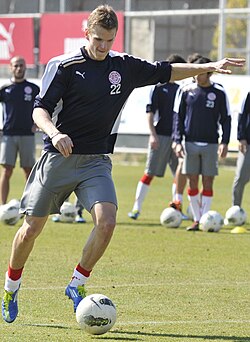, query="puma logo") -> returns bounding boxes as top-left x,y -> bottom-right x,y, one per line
75,71 -> 85,79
